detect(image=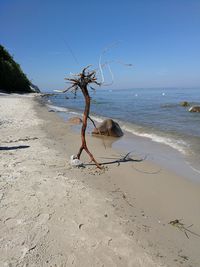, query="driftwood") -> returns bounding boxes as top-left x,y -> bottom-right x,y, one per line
56,62 -> 132,169
169,219 -> 200,239
63,66 -> 102,168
